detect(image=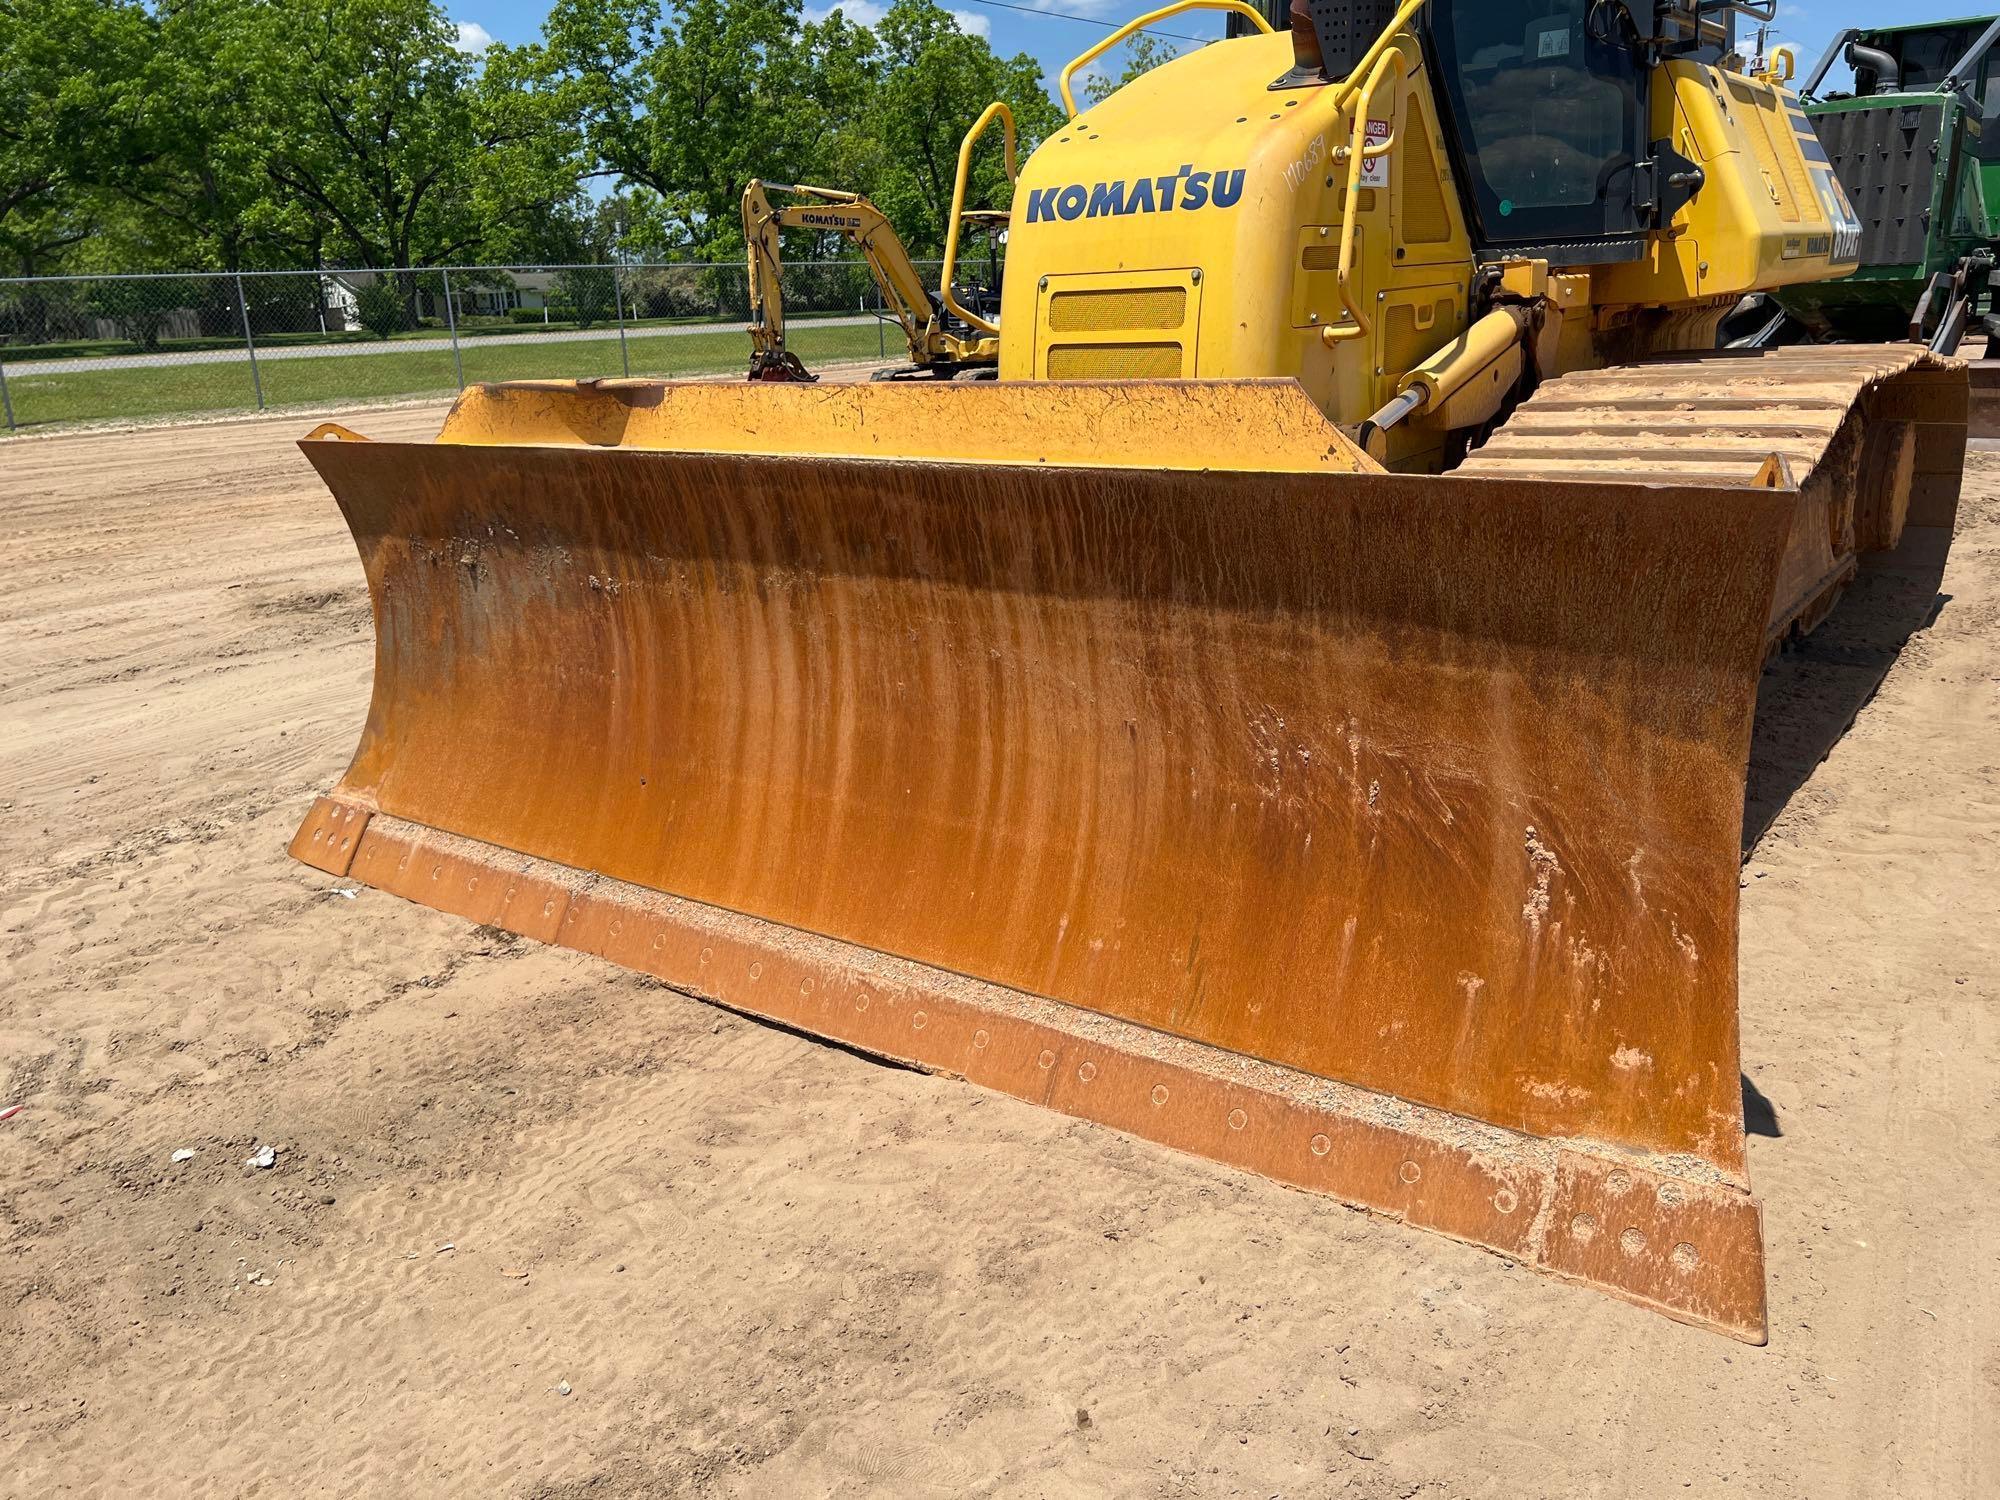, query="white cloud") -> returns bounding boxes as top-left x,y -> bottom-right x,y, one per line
453,20 -> 495,53
804,0 -> 886,22
1073,61 -> 1111,92
950,9 -> 991,37
846,0 -> 884,19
